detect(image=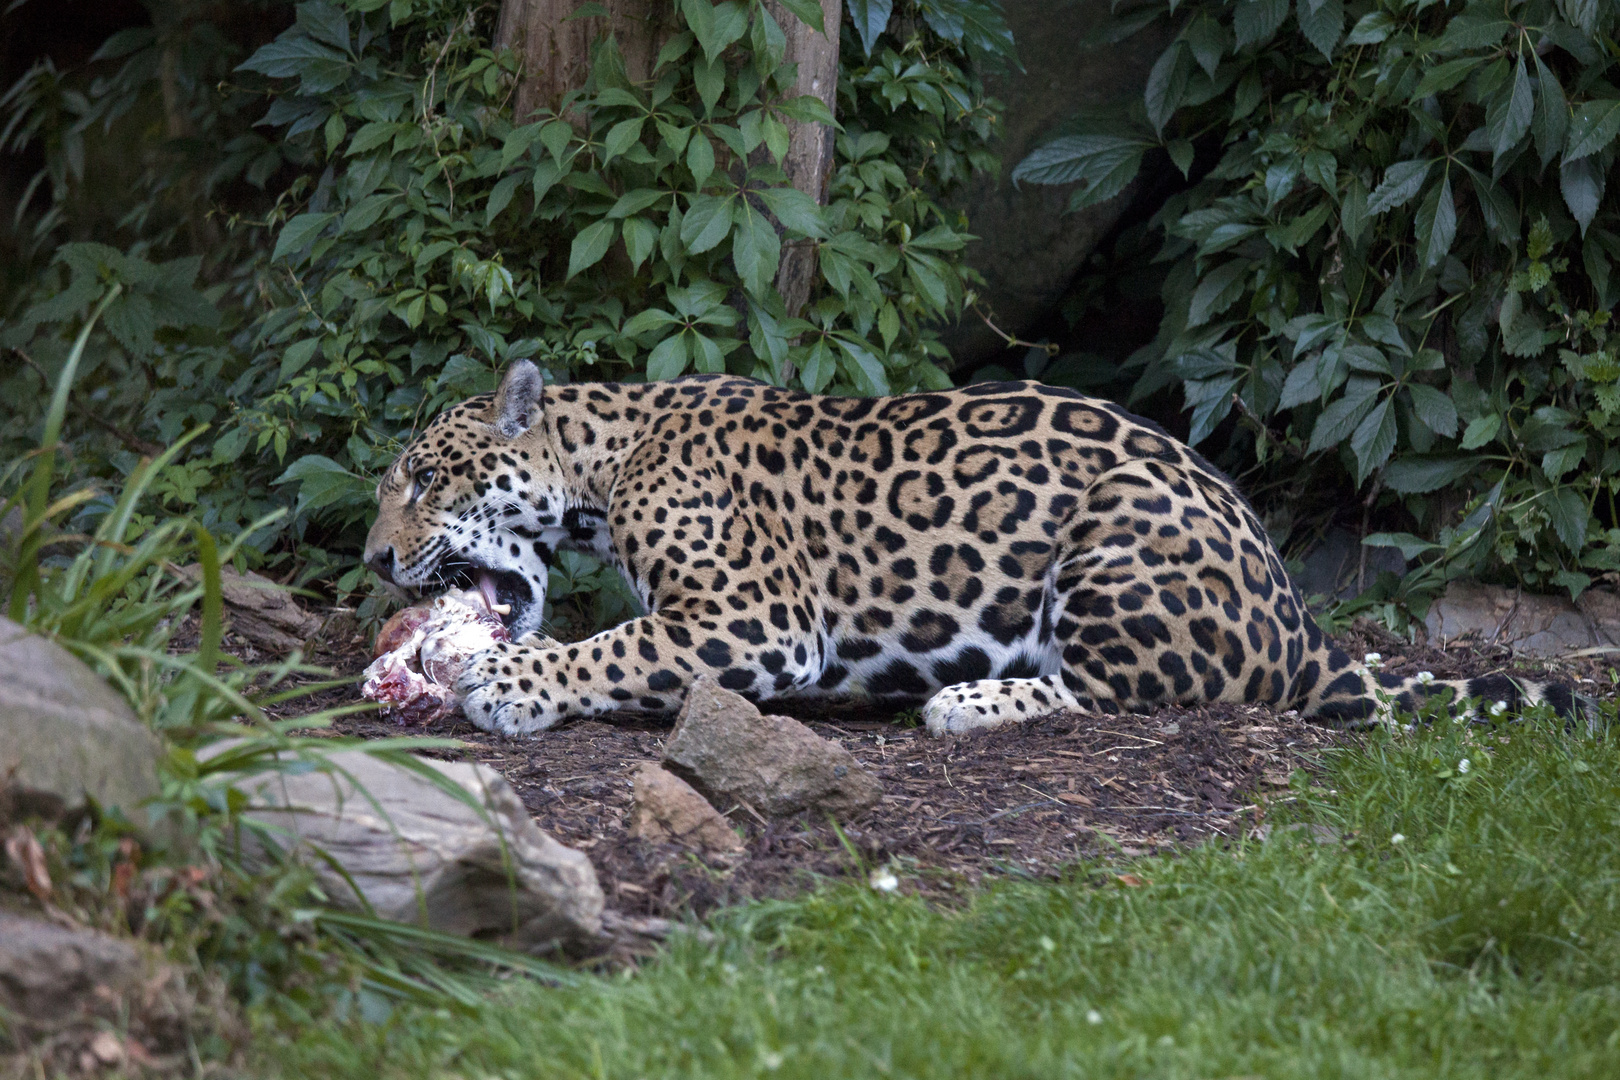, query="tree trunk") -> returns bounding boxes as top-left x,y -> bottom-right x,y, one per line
762,0 -> 841,321
495,0 -> 675,122
495,0 -> 842,332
